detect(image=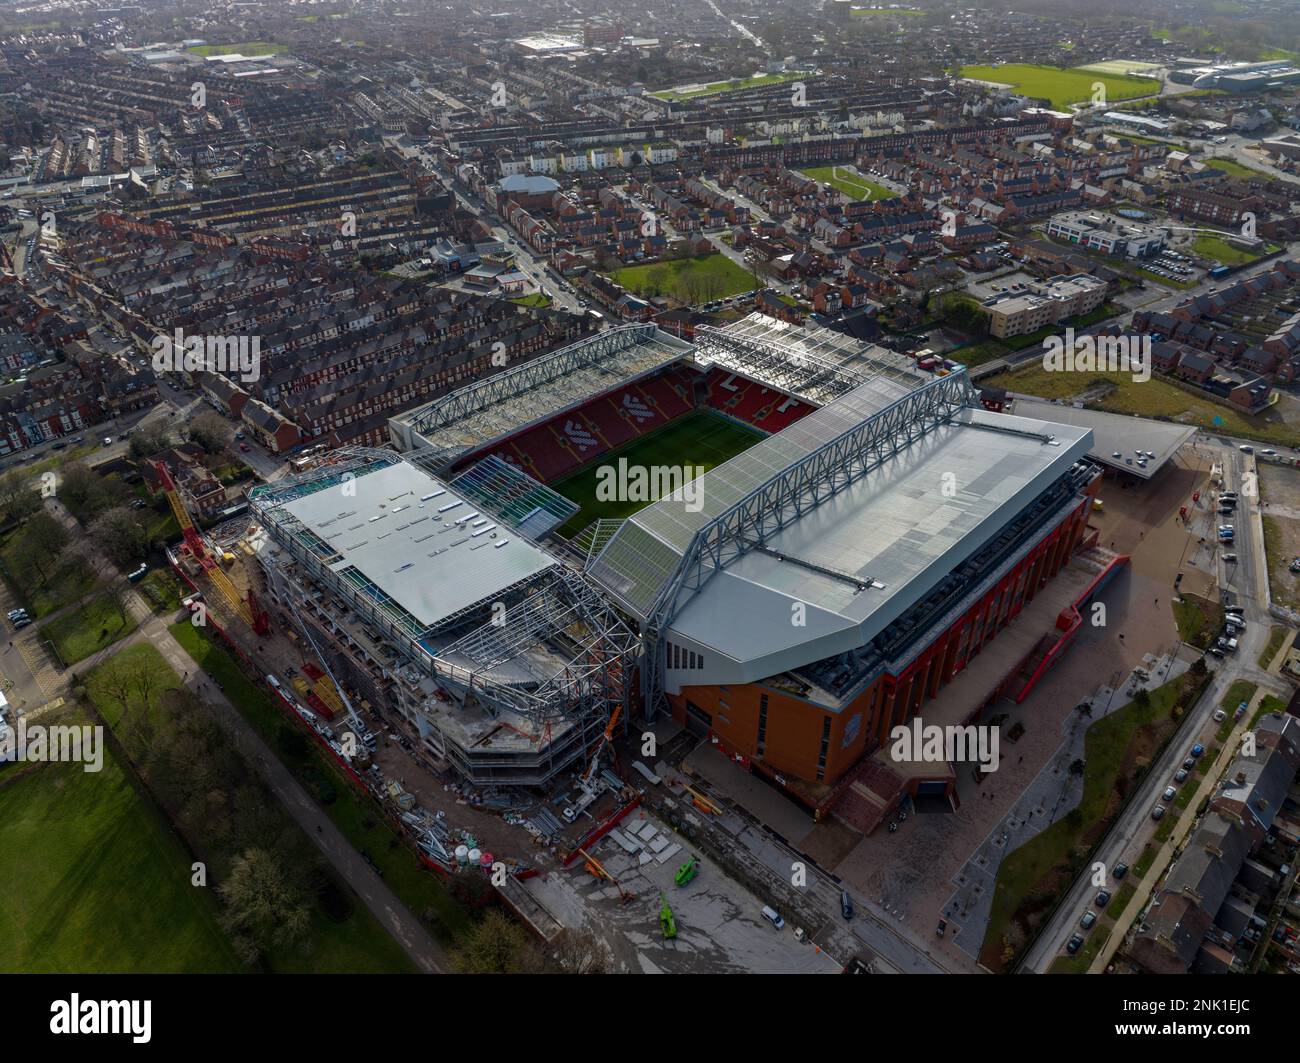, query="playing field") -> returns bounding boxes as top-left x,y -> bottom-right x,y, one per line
959,64 -> 1158,110
553,409 -> 763,535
